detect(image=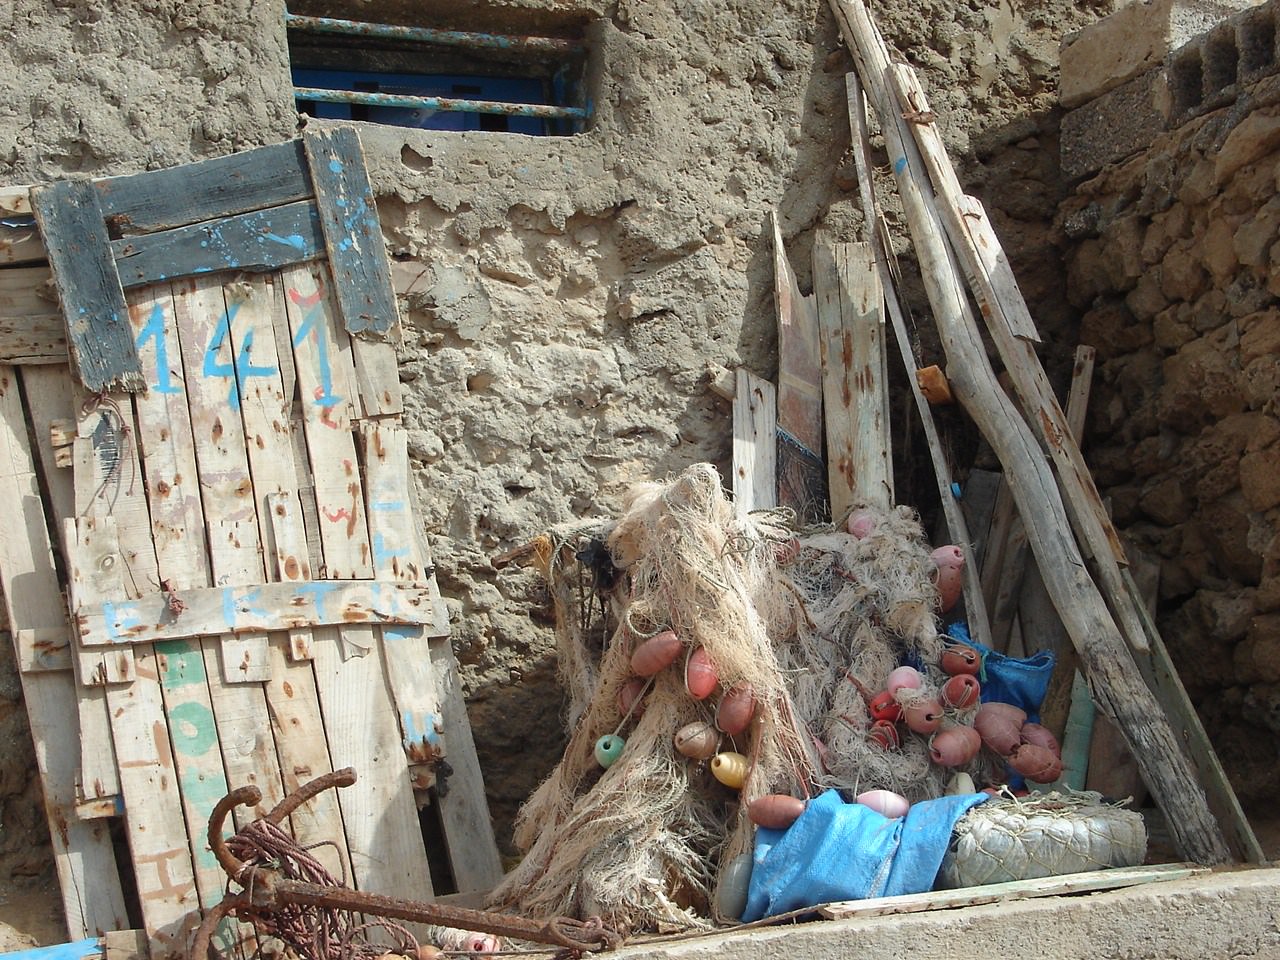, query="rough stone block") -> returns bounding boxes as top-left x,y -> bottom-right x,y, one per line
1060,0 -> 1267,108
1060,70 -> 1170,180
